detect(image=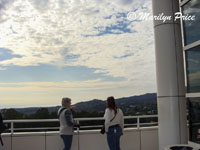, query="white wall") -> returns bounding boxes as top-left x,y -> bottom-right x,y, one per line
0,127 -> 158,150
